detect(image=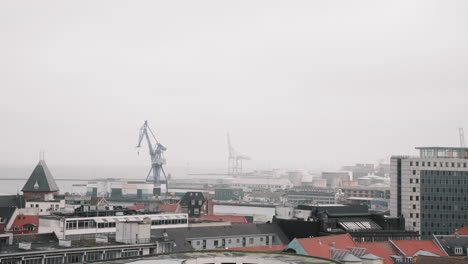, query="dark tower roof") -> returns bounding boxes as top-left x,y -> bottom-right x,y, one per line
21,160 -> 59,193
